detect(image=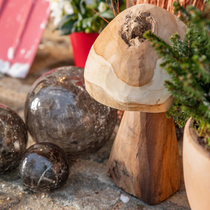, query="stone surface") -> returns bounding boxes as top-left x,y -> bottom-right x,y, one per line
0,104 -> 28,174
0,192 -> 20,209
25,67 -> 117,159
19,142 -> 69,192
0,18 -> 191,210
0,142 -> 191,210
